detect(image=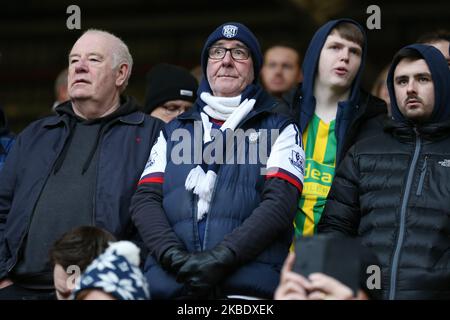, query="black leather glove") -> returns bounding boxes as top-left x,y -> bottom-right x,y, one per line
160,246 -> 191,275
176,244 -> 237,296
